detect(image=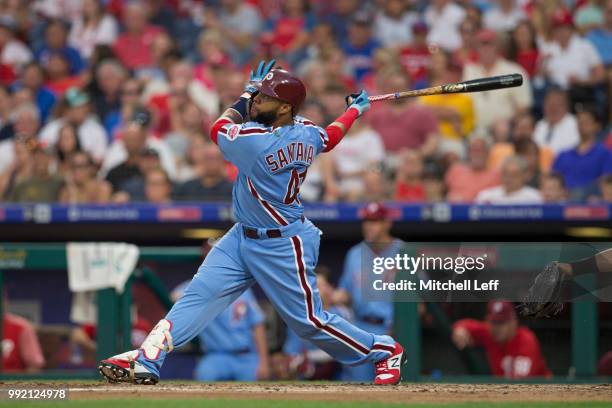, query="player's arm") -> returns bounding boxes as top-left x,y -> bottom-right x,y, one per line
210,60 -> 276,144
252,323 -> 270,380
323,90 -> 371,152
557,248 -> 612,279
452,319 -> 488,349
